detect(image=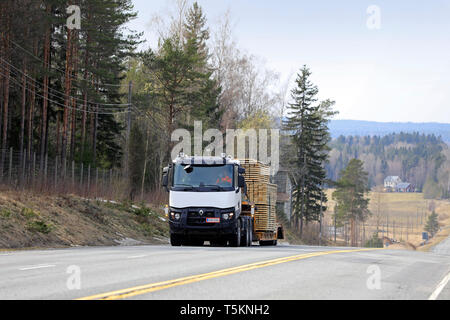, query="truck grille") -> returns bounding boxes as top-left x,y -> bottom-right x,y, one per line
187,210 -> 216,226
